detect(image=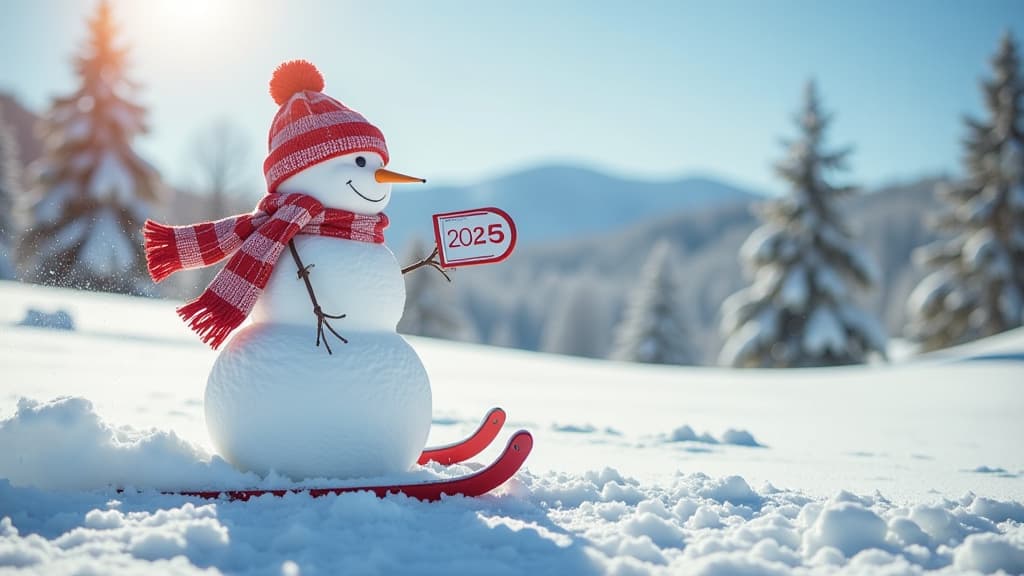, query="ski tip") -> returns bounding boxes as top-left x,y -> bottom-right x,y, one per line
487,407 -> 507,428
504,430 -> 533,458
418,406 -> 511,466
